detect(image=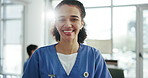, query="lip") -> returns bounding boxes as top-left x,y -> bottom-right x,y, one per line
62,29 -> 74,36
